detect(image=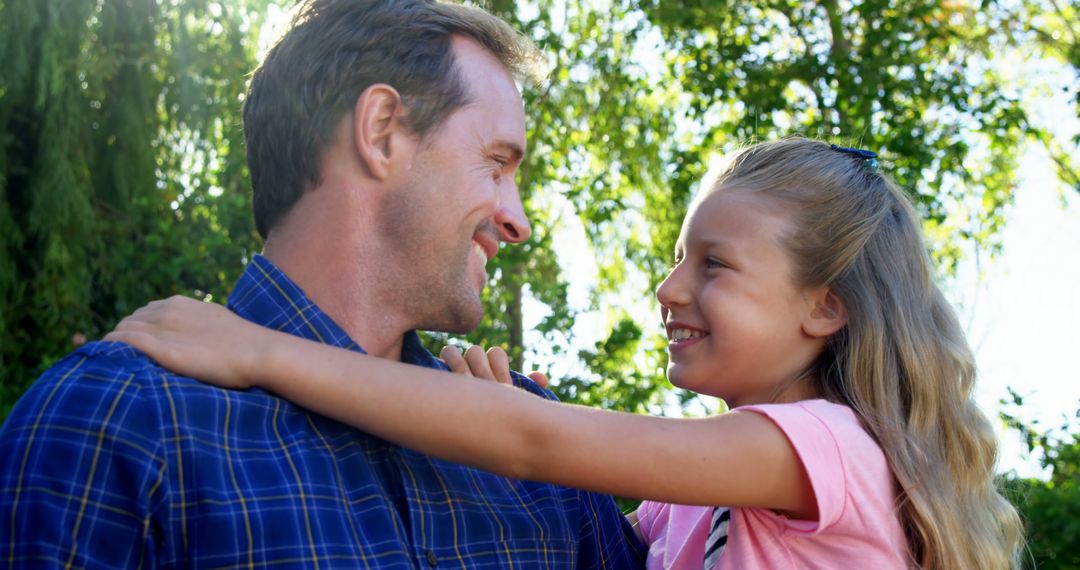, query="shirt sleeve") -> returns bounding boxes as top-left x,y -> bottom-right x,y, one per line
740,402 -> 848,534
0,345 -> 168,568
574,490 -> 647,568
510,370 -> 560,401
509,371 -> 647,566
